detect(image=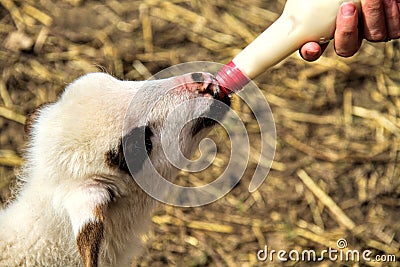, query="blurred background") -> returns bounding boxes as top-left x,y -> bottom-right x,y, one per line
0,0 -> 399,266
